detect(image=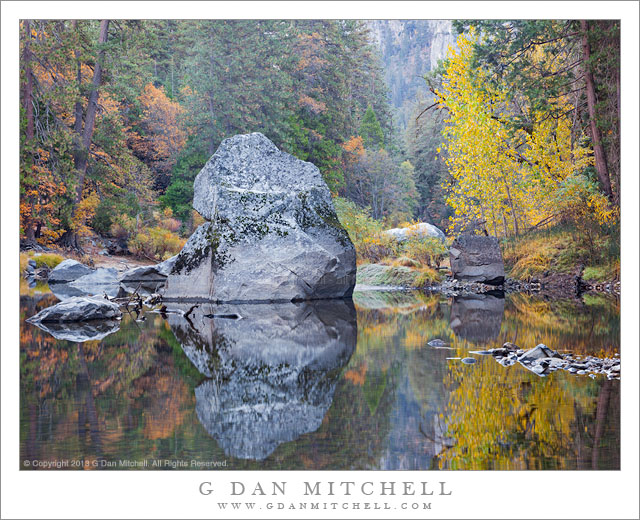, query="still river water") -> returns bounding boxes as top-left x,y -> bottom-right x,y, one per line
20,282 -> 620,470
